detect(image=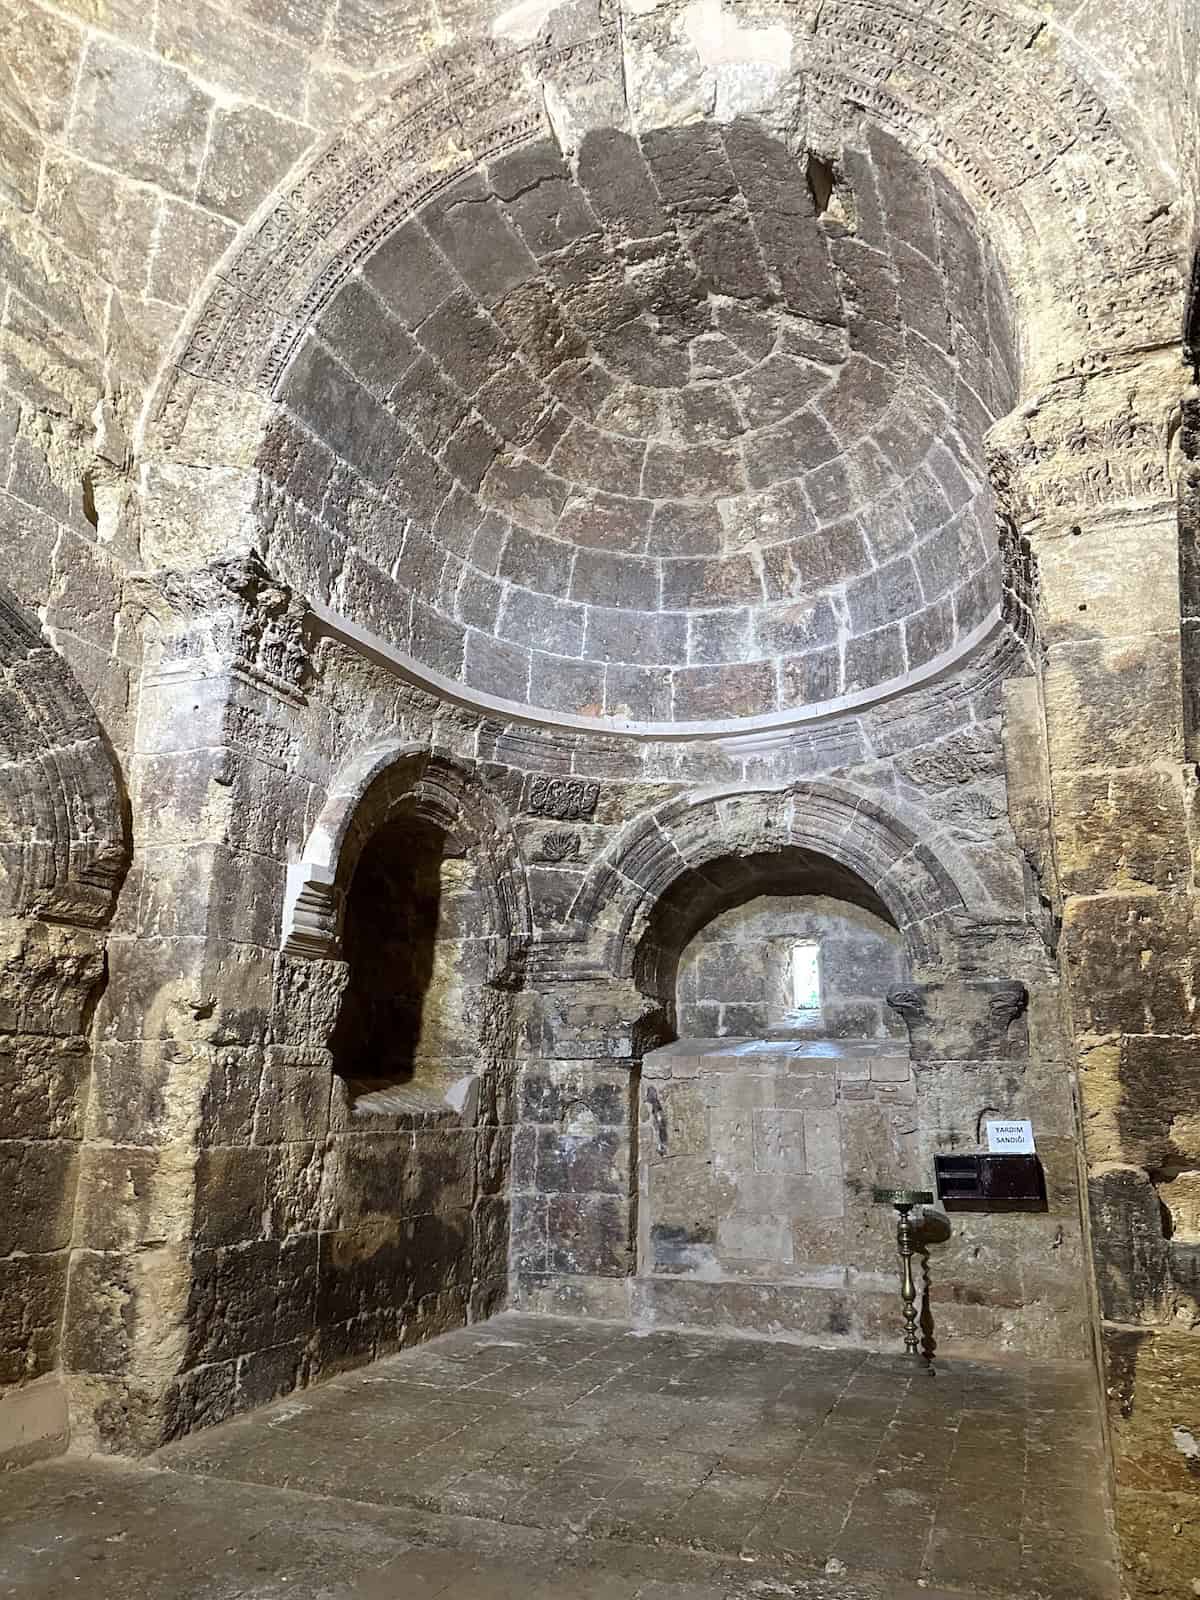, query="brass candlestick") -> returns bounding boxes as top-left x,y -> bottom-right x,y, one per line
873,1187 -> 934,1358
